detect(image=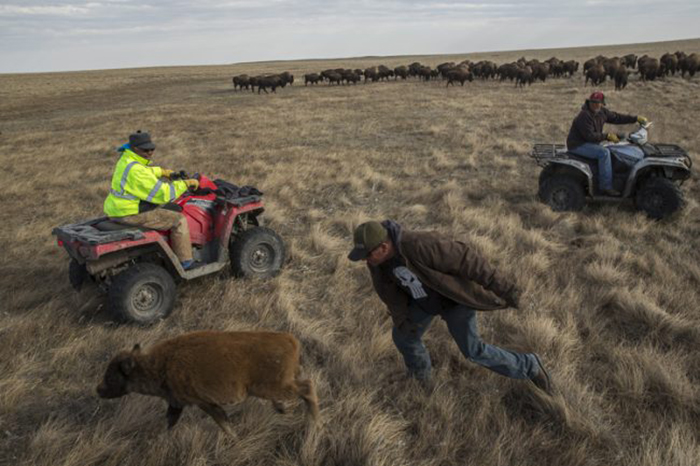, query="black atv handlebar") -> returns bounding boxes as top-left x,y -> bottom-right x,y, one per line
170,170 -> 189,181
170,171 -> 202,192
170,171 -> 200,181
